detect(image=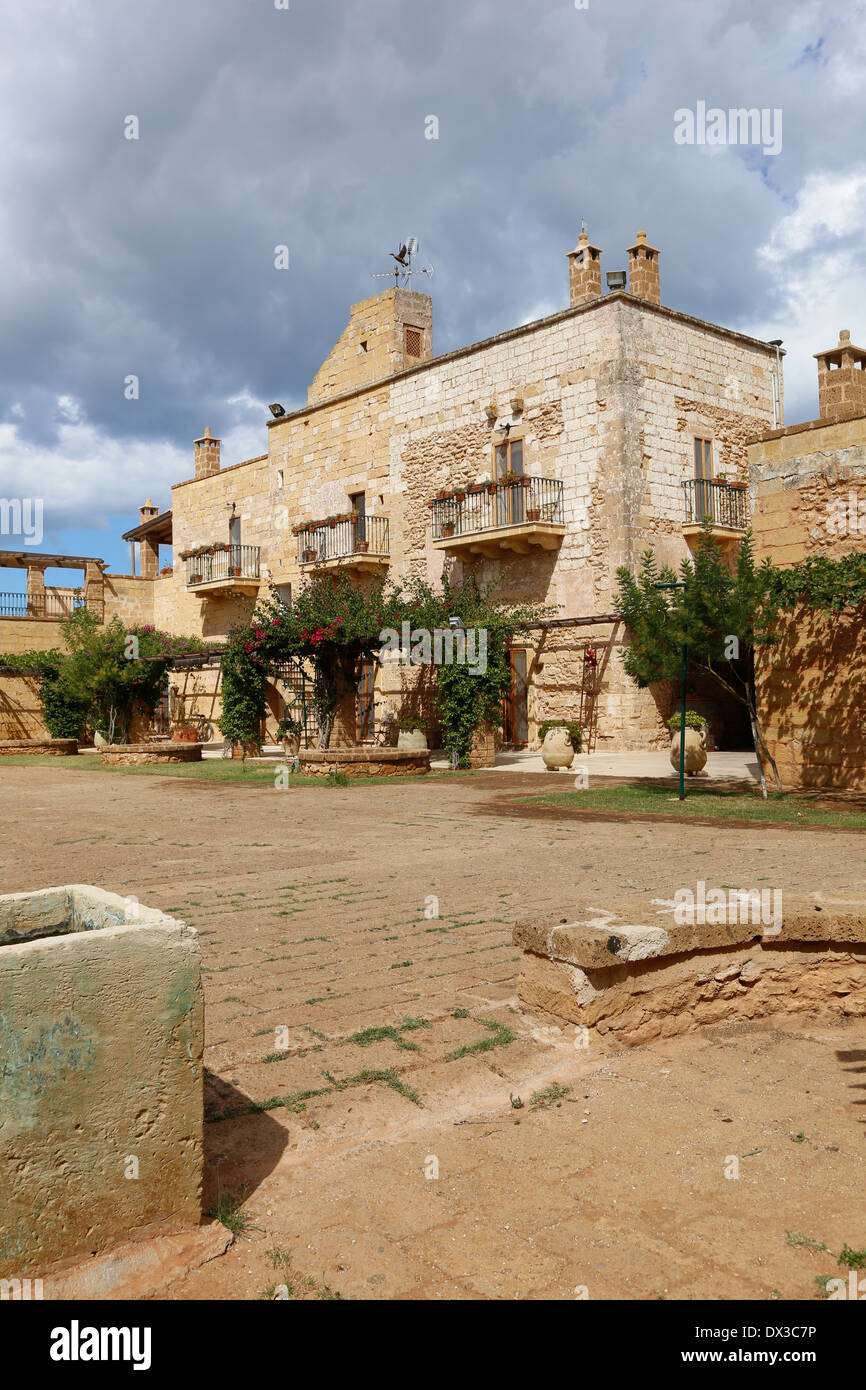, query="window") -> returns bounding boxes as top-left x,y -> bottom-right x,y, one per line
349,491 -> 366,543
404,325 -> 423,358
694,438 -> 713,480
276,470 -> 284,488
494,438 -> 525,525
360,340 -> 368,353
693,438 -> 714,521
